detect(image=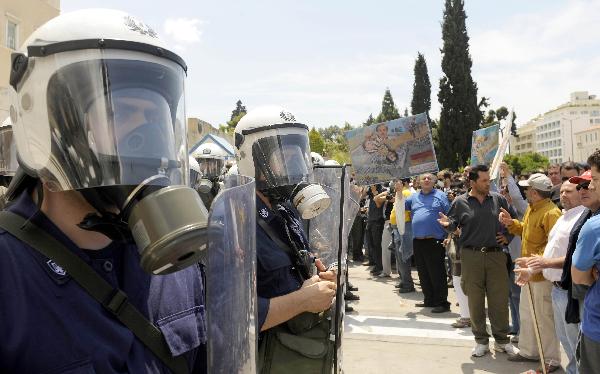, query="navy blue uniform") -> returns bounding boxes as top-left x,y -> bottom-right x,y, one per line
0,191 -> 207,373
256,197 -> 309,330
